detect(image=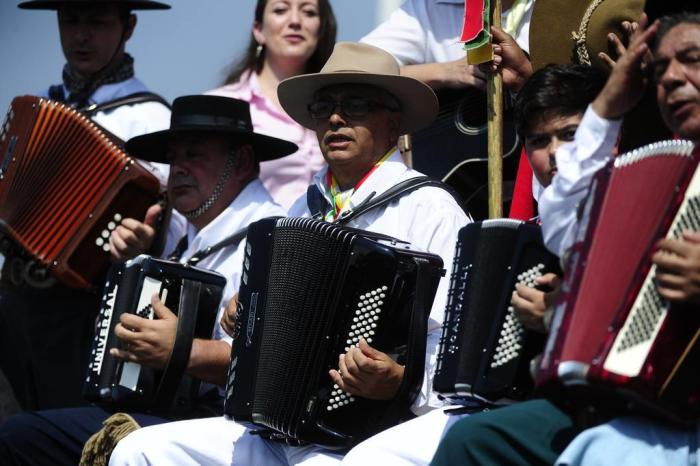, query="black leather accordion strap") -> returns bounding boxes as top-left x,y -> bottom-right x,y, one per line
187,226 -> 250,266
154,278 -> 201,413
376,257 -> 438,427
80,91 -> 172,116
336,176 -> 466,225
